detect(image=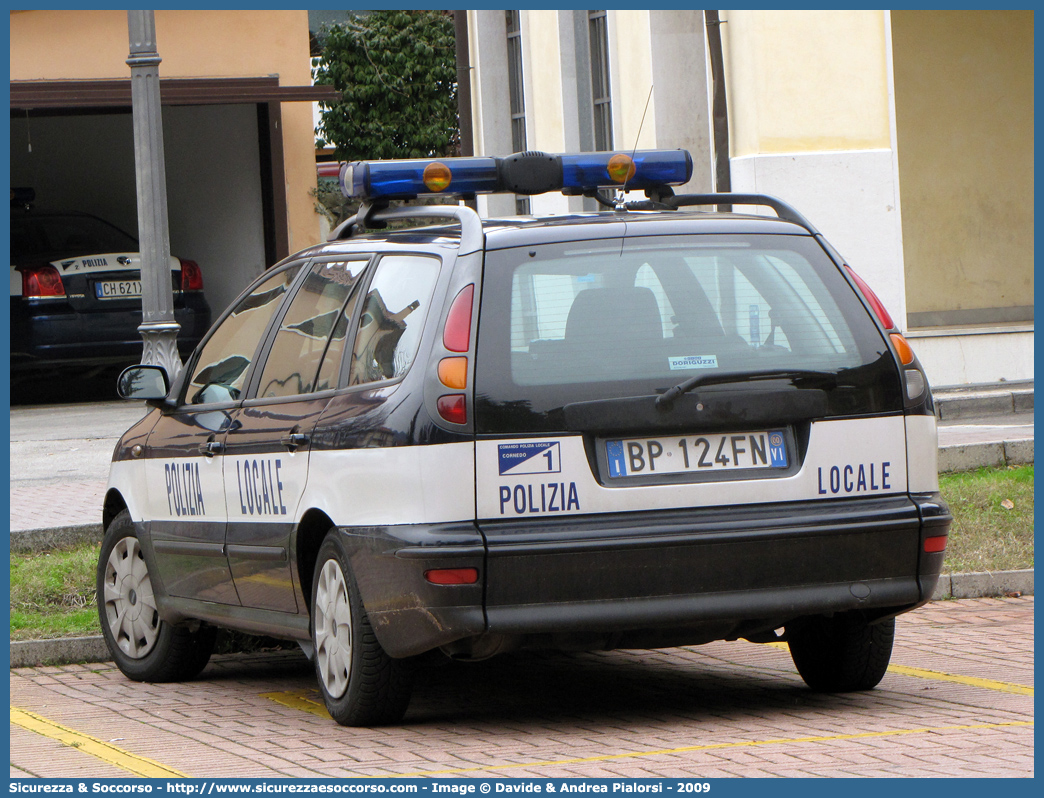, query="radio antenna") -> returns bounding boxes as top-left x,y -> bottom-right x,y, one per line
621,84 -> 654,200
618,84 -> 654,255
